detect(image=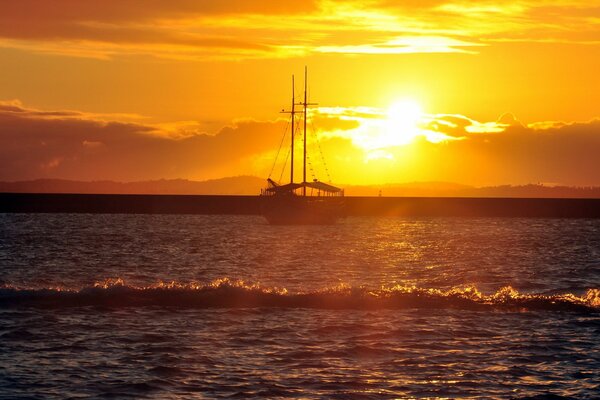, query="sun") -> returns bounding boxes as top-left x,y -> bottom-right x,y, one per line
335,98 -> 428,162
385,99 -> 424,145
388,99 -> 423,126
